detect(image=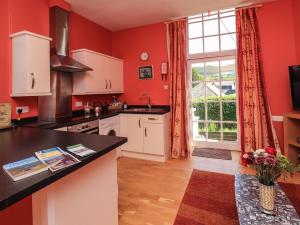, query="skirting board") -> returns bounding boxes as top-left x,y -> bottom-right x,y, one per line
121,151 -> 166,162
